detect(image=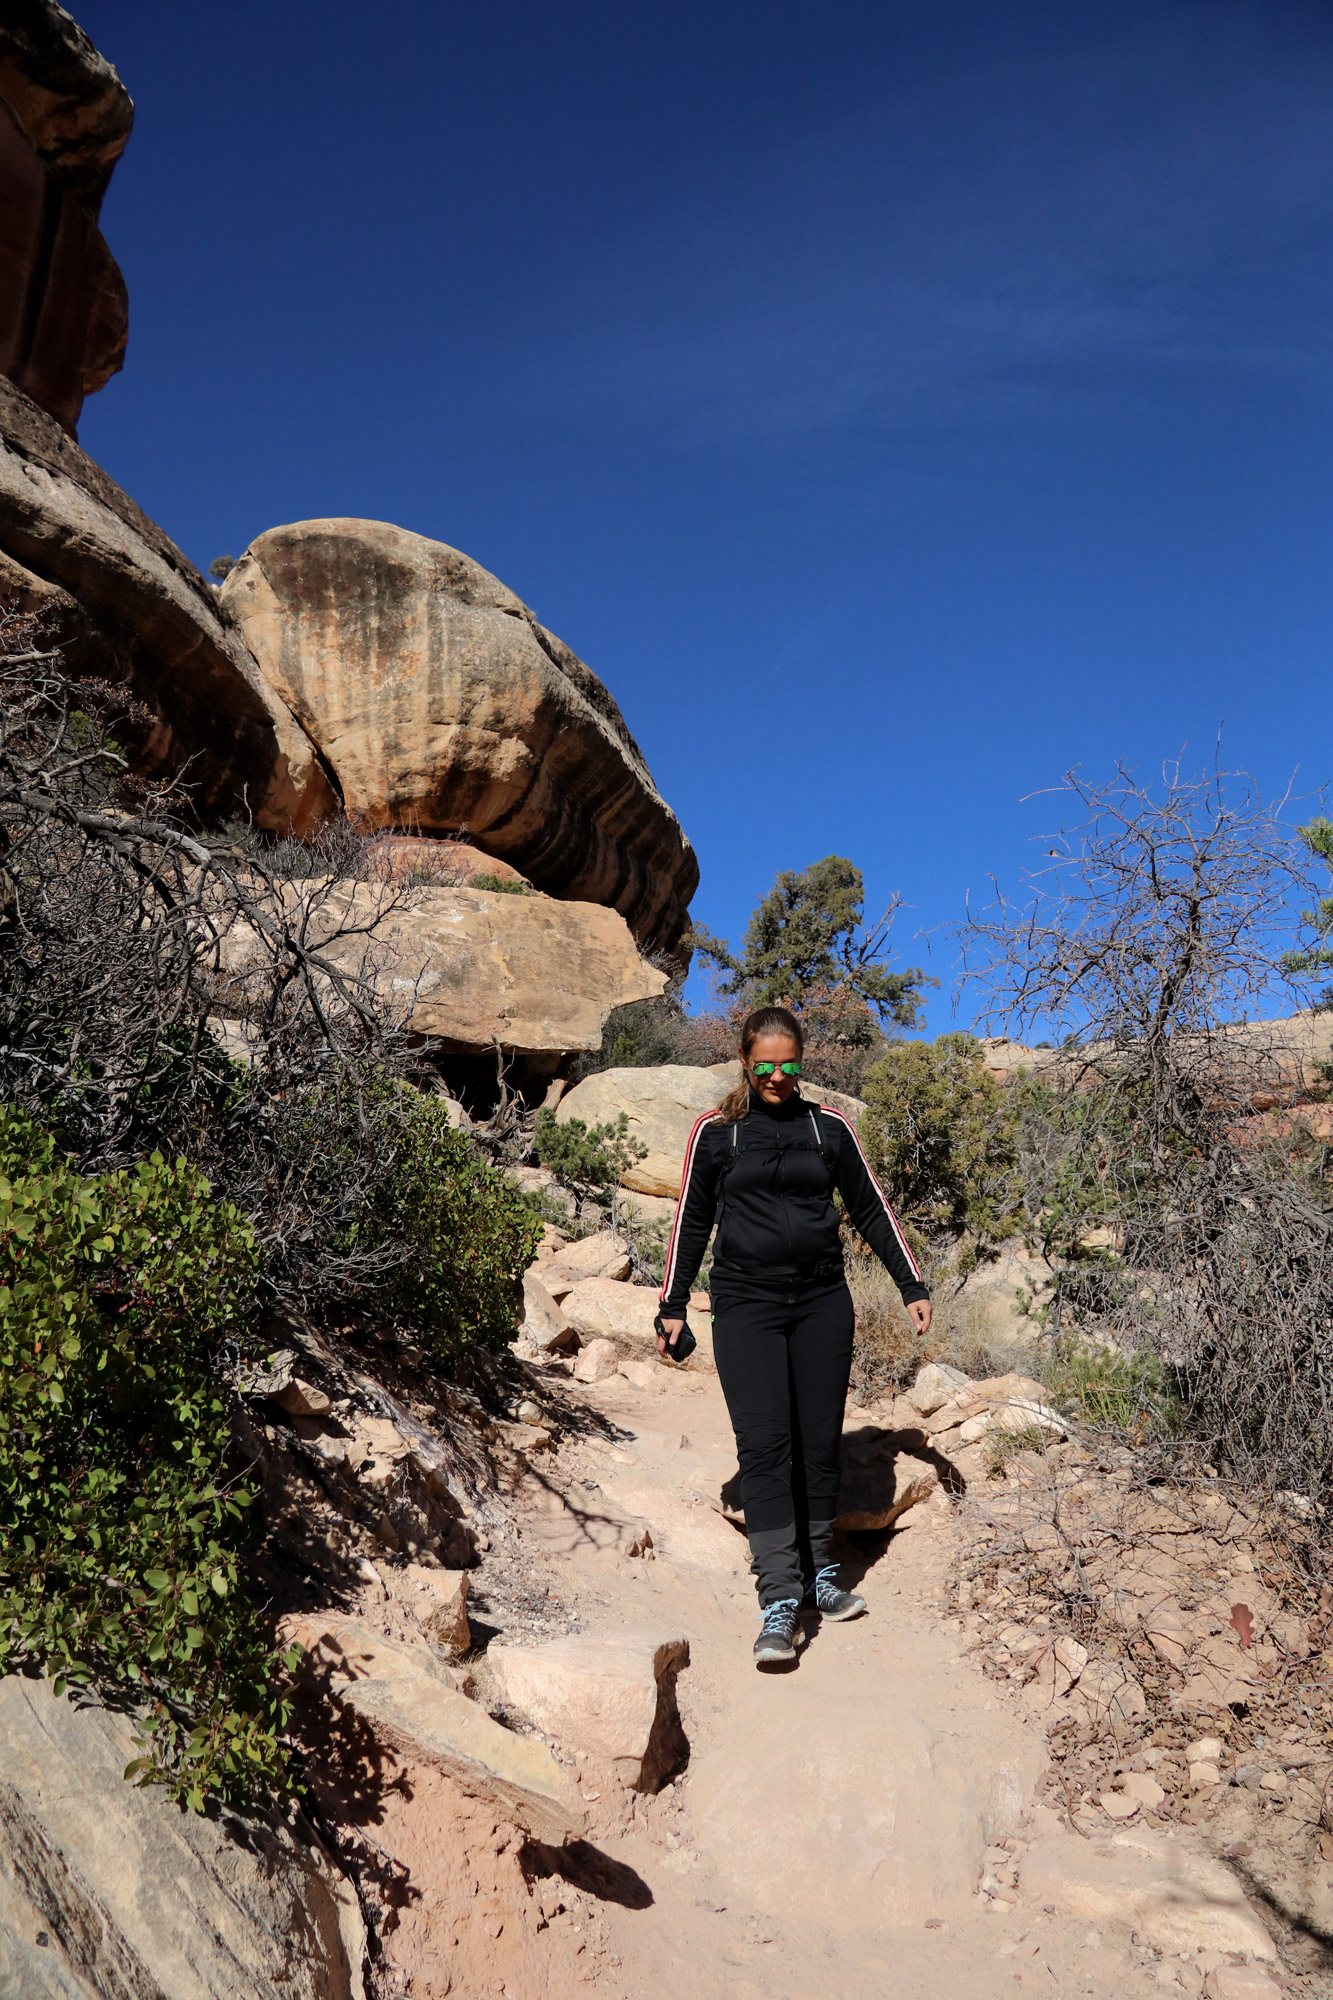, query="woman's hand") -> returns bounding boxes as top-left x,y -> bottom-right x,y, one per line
908,1298 -> 932,1337
657,1317 -> 684,1356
